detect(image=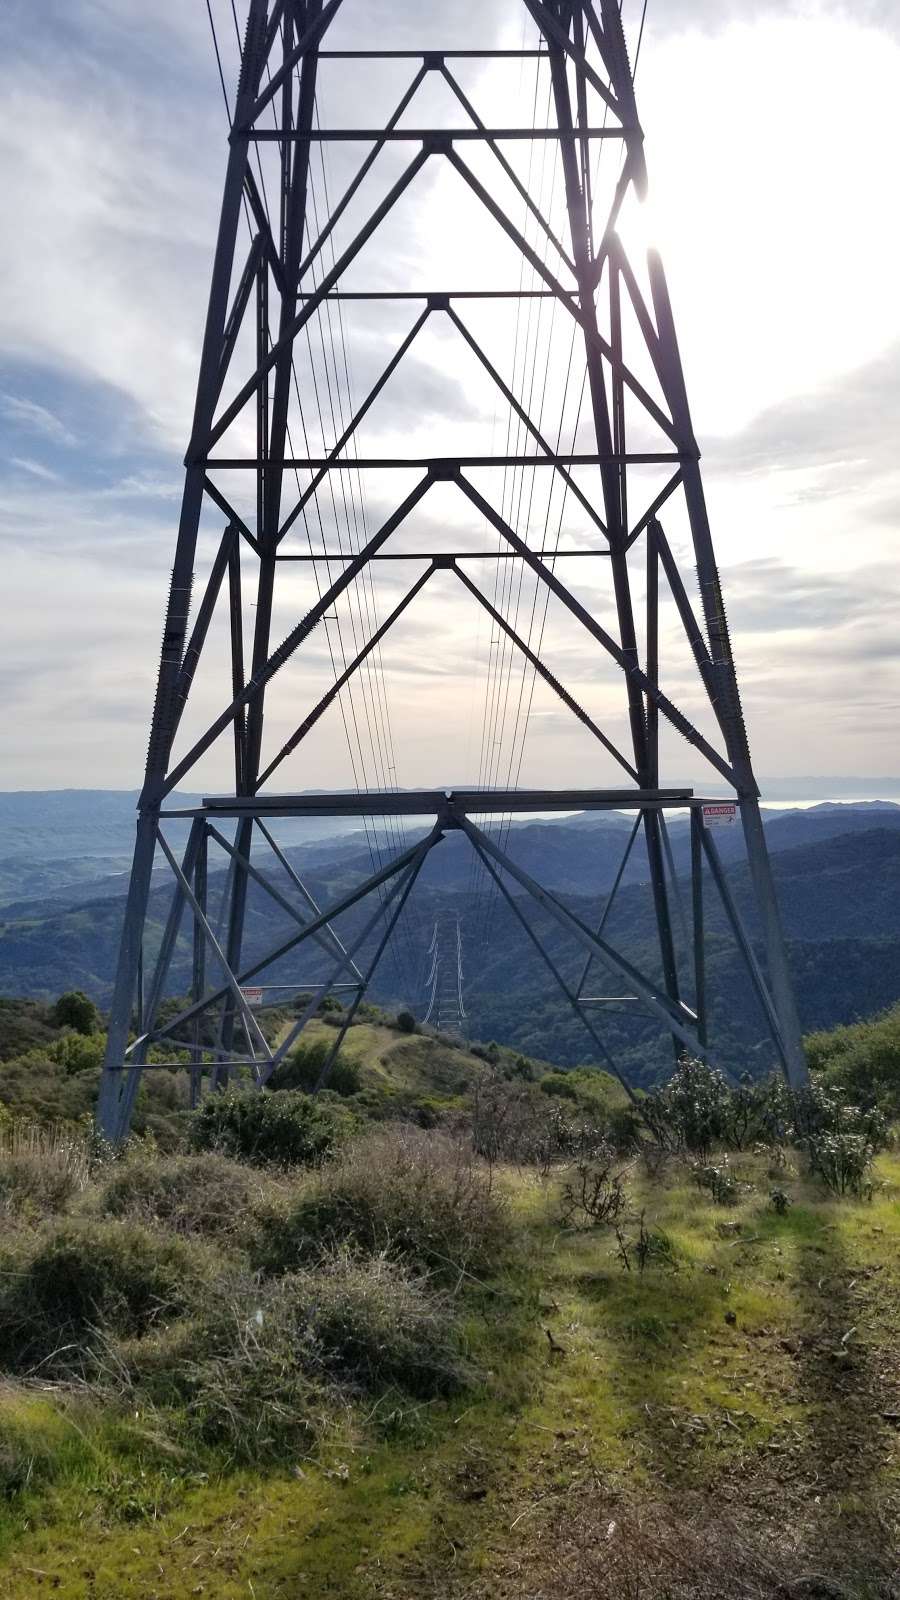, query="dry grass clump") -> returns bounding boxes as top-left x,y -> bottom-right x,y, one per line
287,1249 -> 473,1396
257,1124 -> 511,1281
98,1149 -> 272,1239
135,1249 -> 472,1464
0,1120 -> 91,1217
150,1278 -> 325,1465
0,1220 -> 204,1377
